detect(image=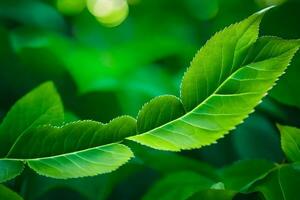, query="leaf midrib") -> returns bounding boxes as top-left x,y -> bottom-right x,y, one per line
129,56 -> 264,140
278,168 -> 287,200
284,131 -> 300,161
4,143 -> 126,161
130,40 -> 298,142
129,16 -> 263,141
